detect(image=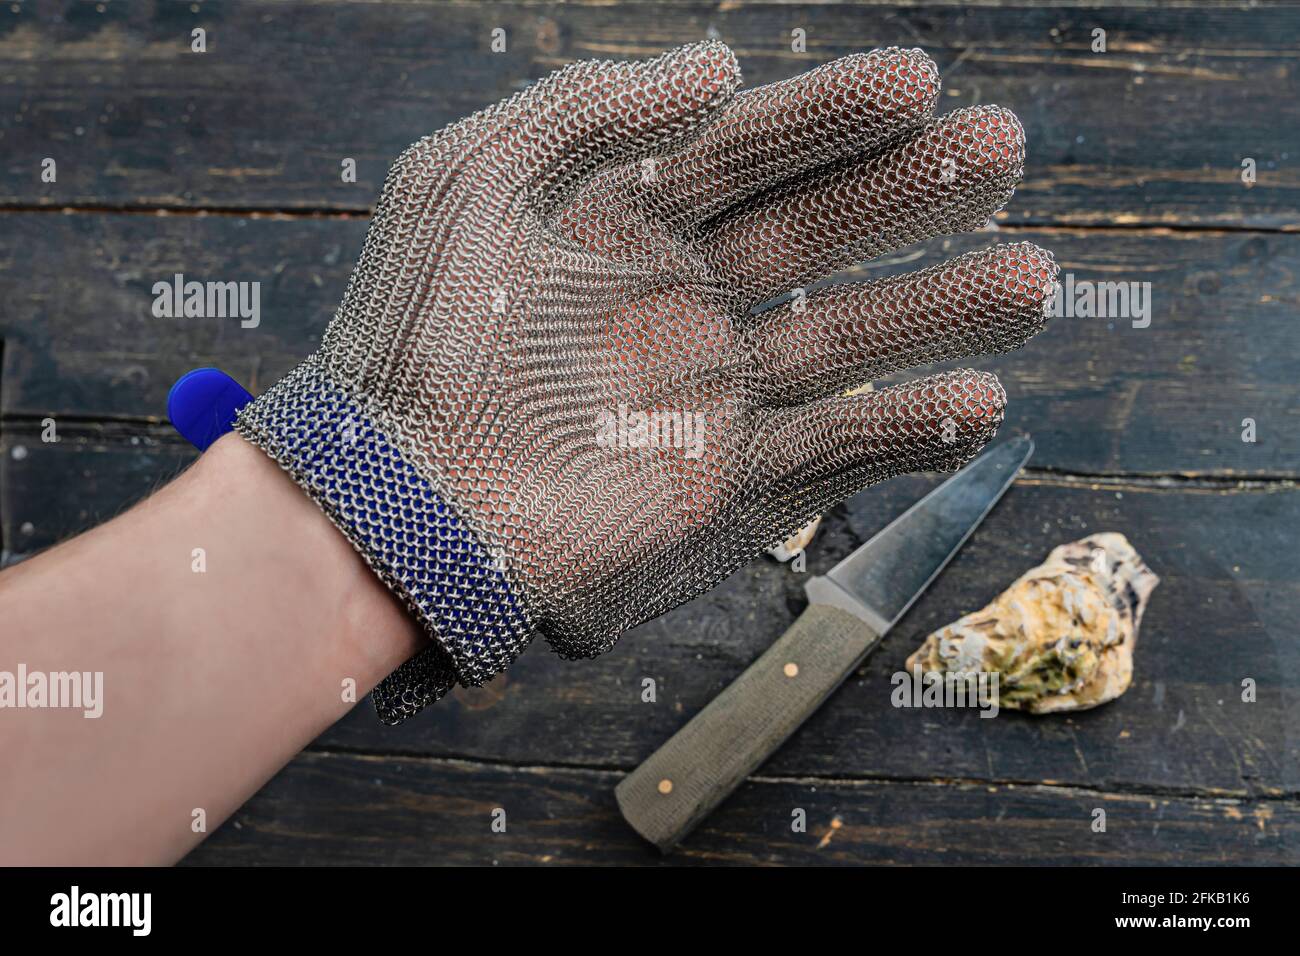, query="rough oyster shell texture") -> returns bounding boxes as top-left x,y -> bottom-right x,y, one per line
768,516 -> 822,562
905,532 -> 1159,713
